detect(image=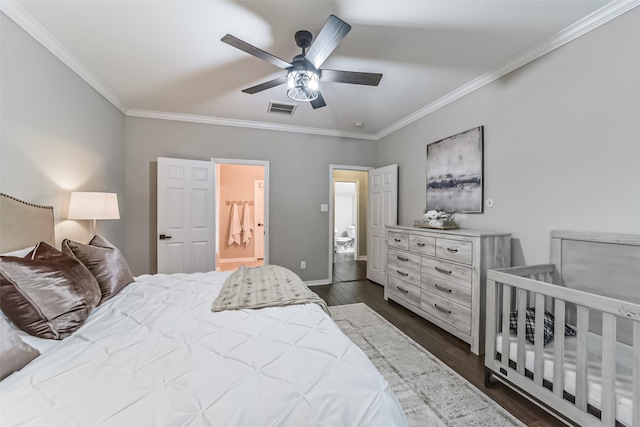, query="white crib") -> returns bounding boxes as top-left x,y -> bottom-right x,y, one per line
485,231 -> 640,427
